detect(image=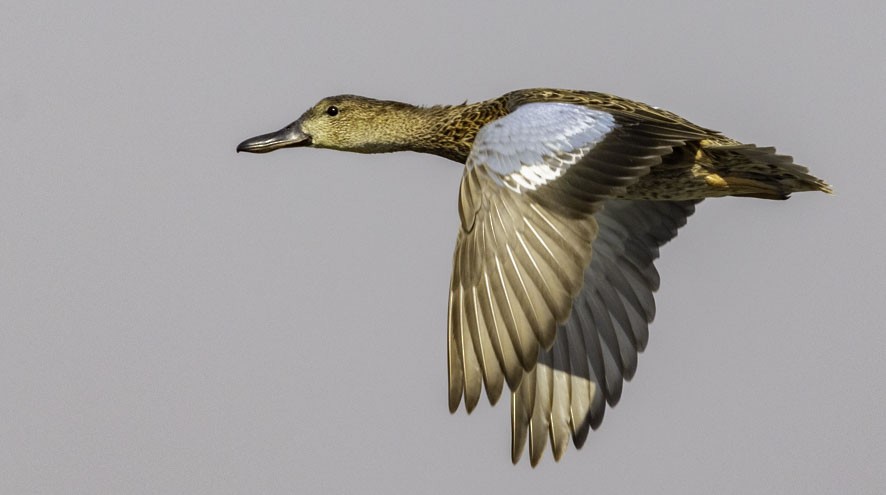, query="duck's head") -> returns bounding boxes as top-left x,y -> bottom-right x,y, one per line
237,95 -> 421,155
